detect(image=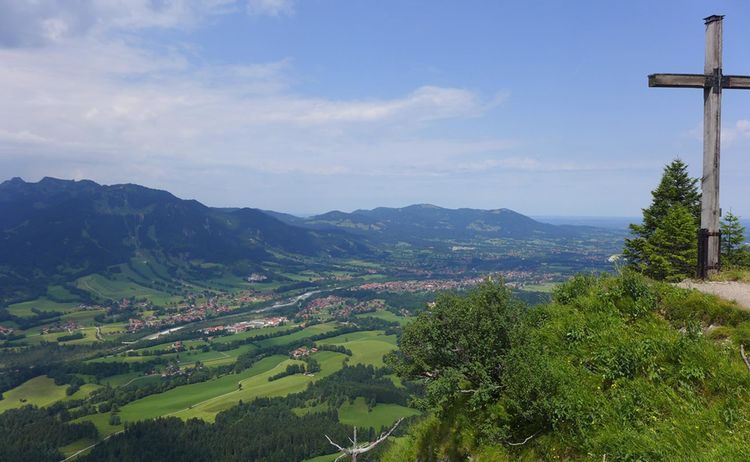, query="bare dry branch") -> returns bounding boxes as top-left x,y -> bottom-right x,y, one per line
324,418 -> 405,461
741,344 -> 750,374
325,434 -> 346,452
506,430 -> 539,446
